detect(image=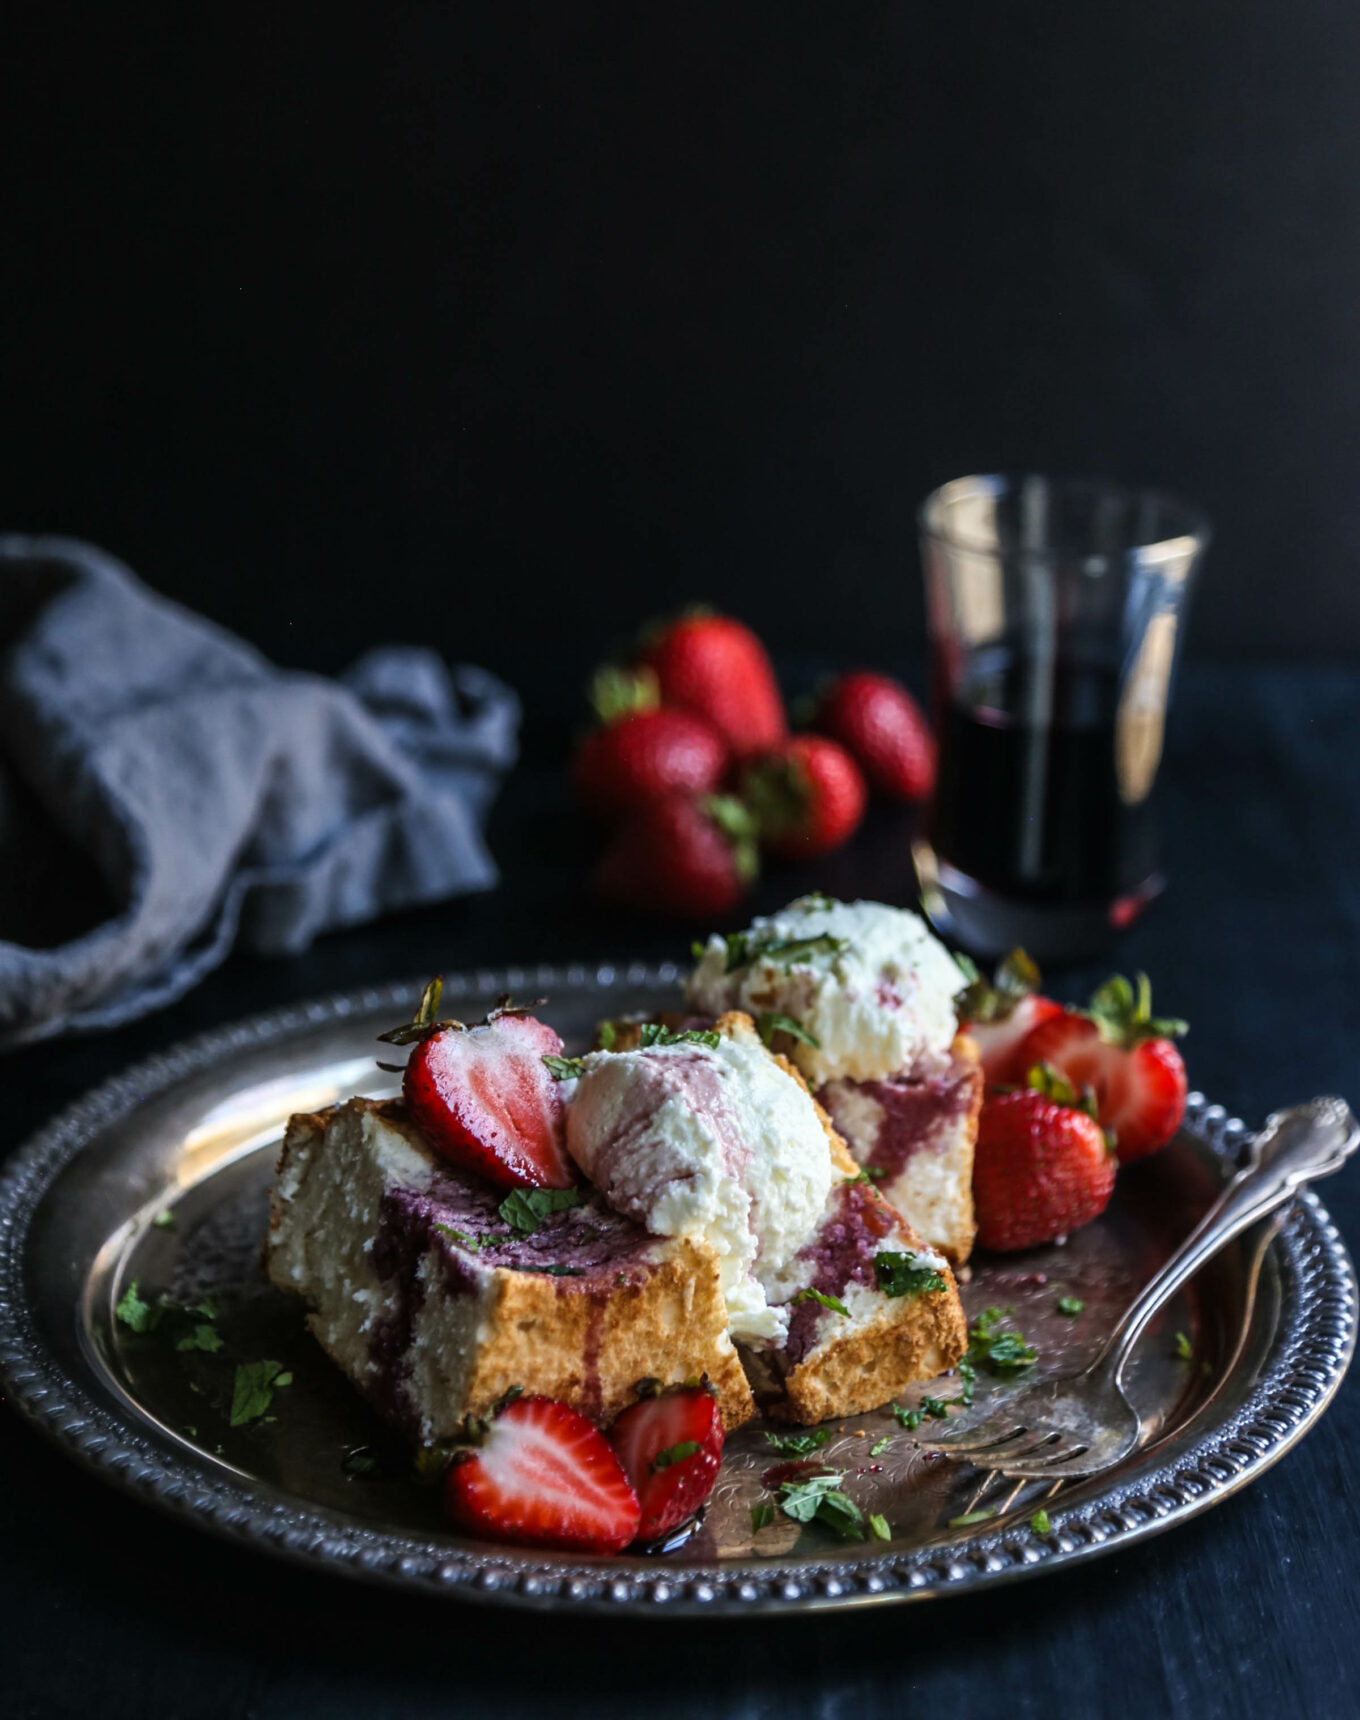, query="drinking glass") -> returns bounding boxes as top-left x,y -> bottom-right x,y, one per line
914,474 -> 1209,962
